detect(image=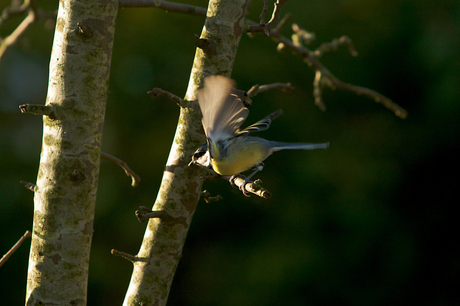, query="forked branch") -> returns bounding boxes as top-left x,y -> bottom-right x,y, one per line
119,0 -> 407,119
268,19 -> 408,118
